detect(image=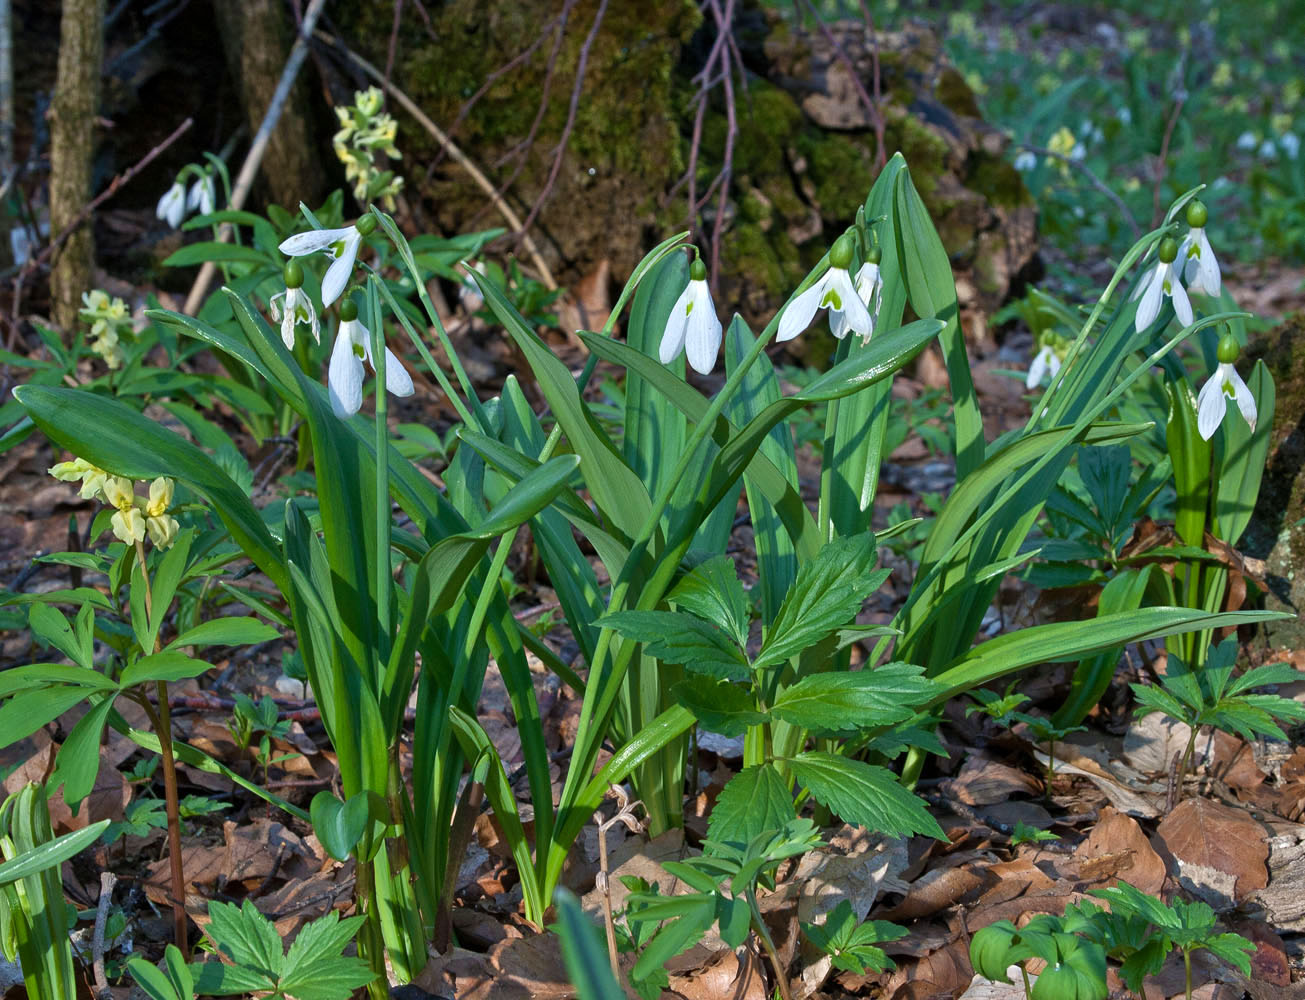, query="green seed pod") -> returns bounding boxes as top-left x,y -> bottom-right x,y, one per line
1216,332 -> 1240,364
1158,237 -> 1178,263
1185,199 -> 1208,228
866,245 -> 882,265
829,234 -> 855,270
283,259 -> 304,289
340,298 -> 359,322
690,258 -> 707,282
355,214 -> 378,236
